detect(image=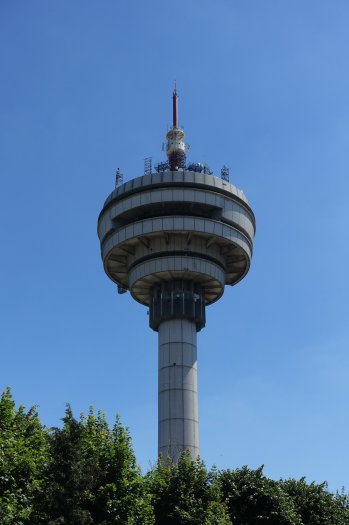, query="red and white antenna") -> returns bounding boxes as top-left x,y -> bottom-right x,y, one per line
172,82 -> 178,128
166,83 -> 186,170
